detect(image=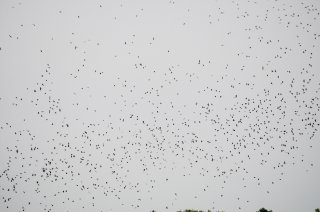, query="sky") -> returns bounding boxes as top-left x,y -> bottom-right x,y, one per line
0,0 -> 320,211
